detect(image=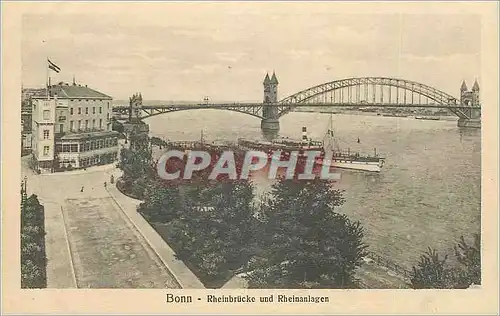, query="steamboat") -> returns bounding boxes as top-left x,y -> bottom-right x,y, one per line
238,127 -> 326,168
238,115 -> 386,173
